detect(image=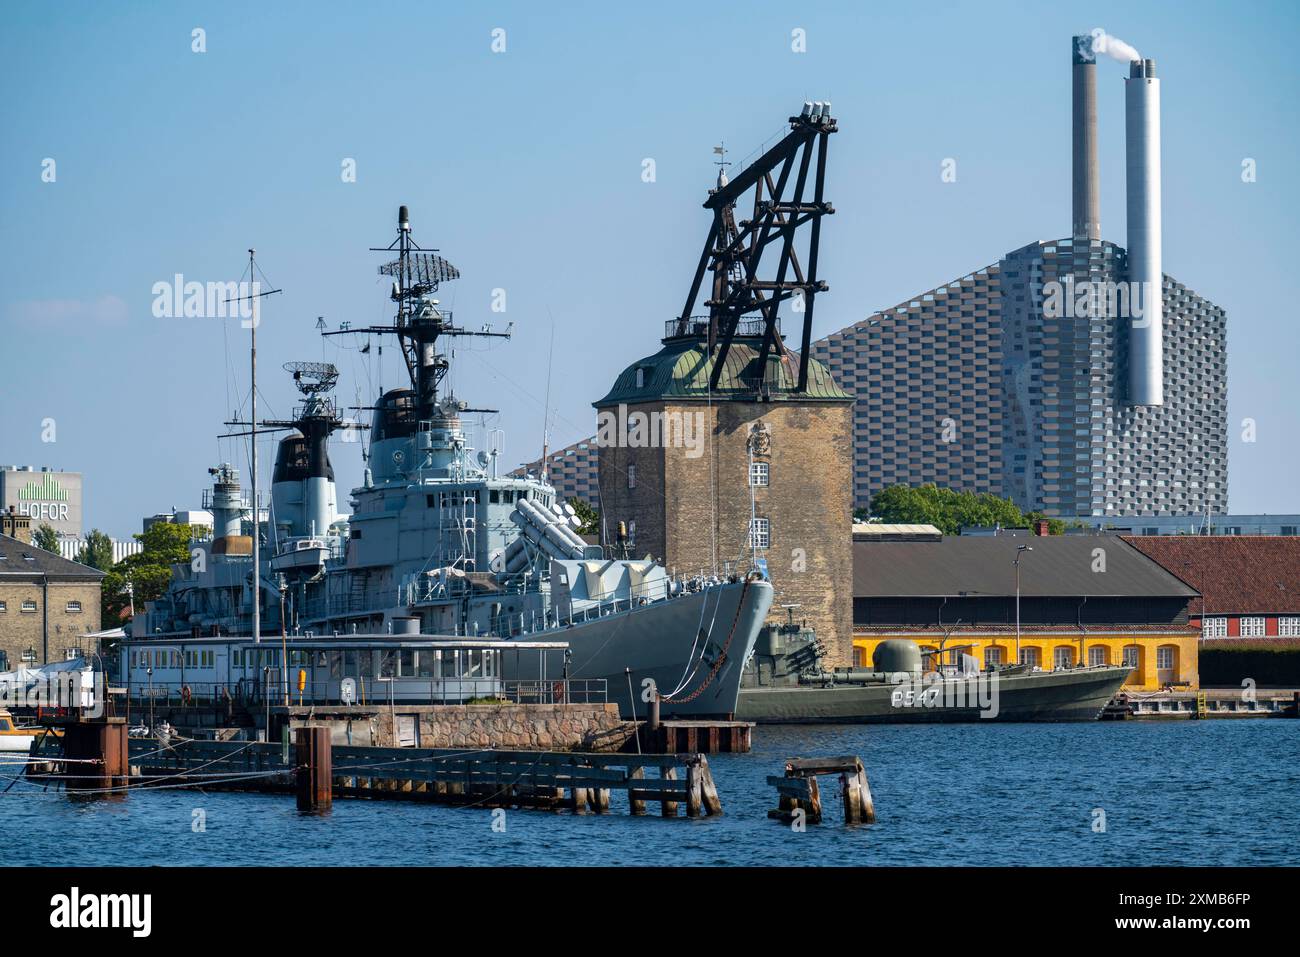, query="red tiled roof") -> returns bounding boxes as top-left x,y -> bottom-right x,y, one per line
1121,536 -> 1300,616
